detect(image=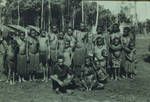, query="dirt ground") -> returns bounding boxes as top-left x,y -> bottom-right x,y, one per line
0,37 -> 150,102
